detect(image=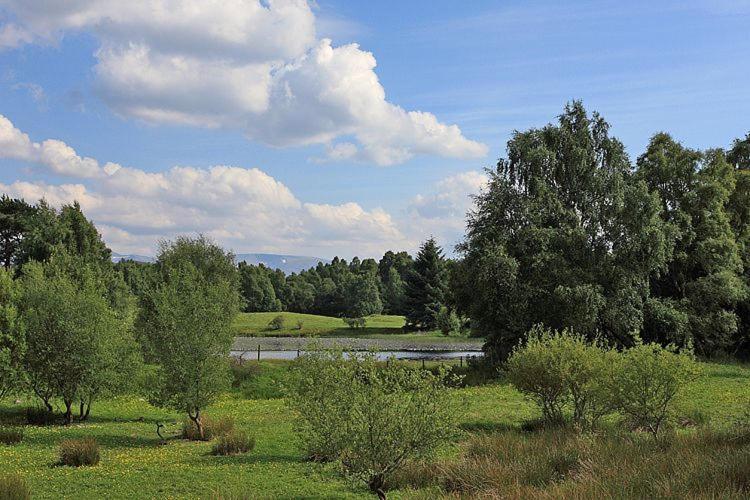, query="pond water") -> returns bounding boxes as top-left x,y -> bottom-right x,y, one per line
230,349 -> 484,361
